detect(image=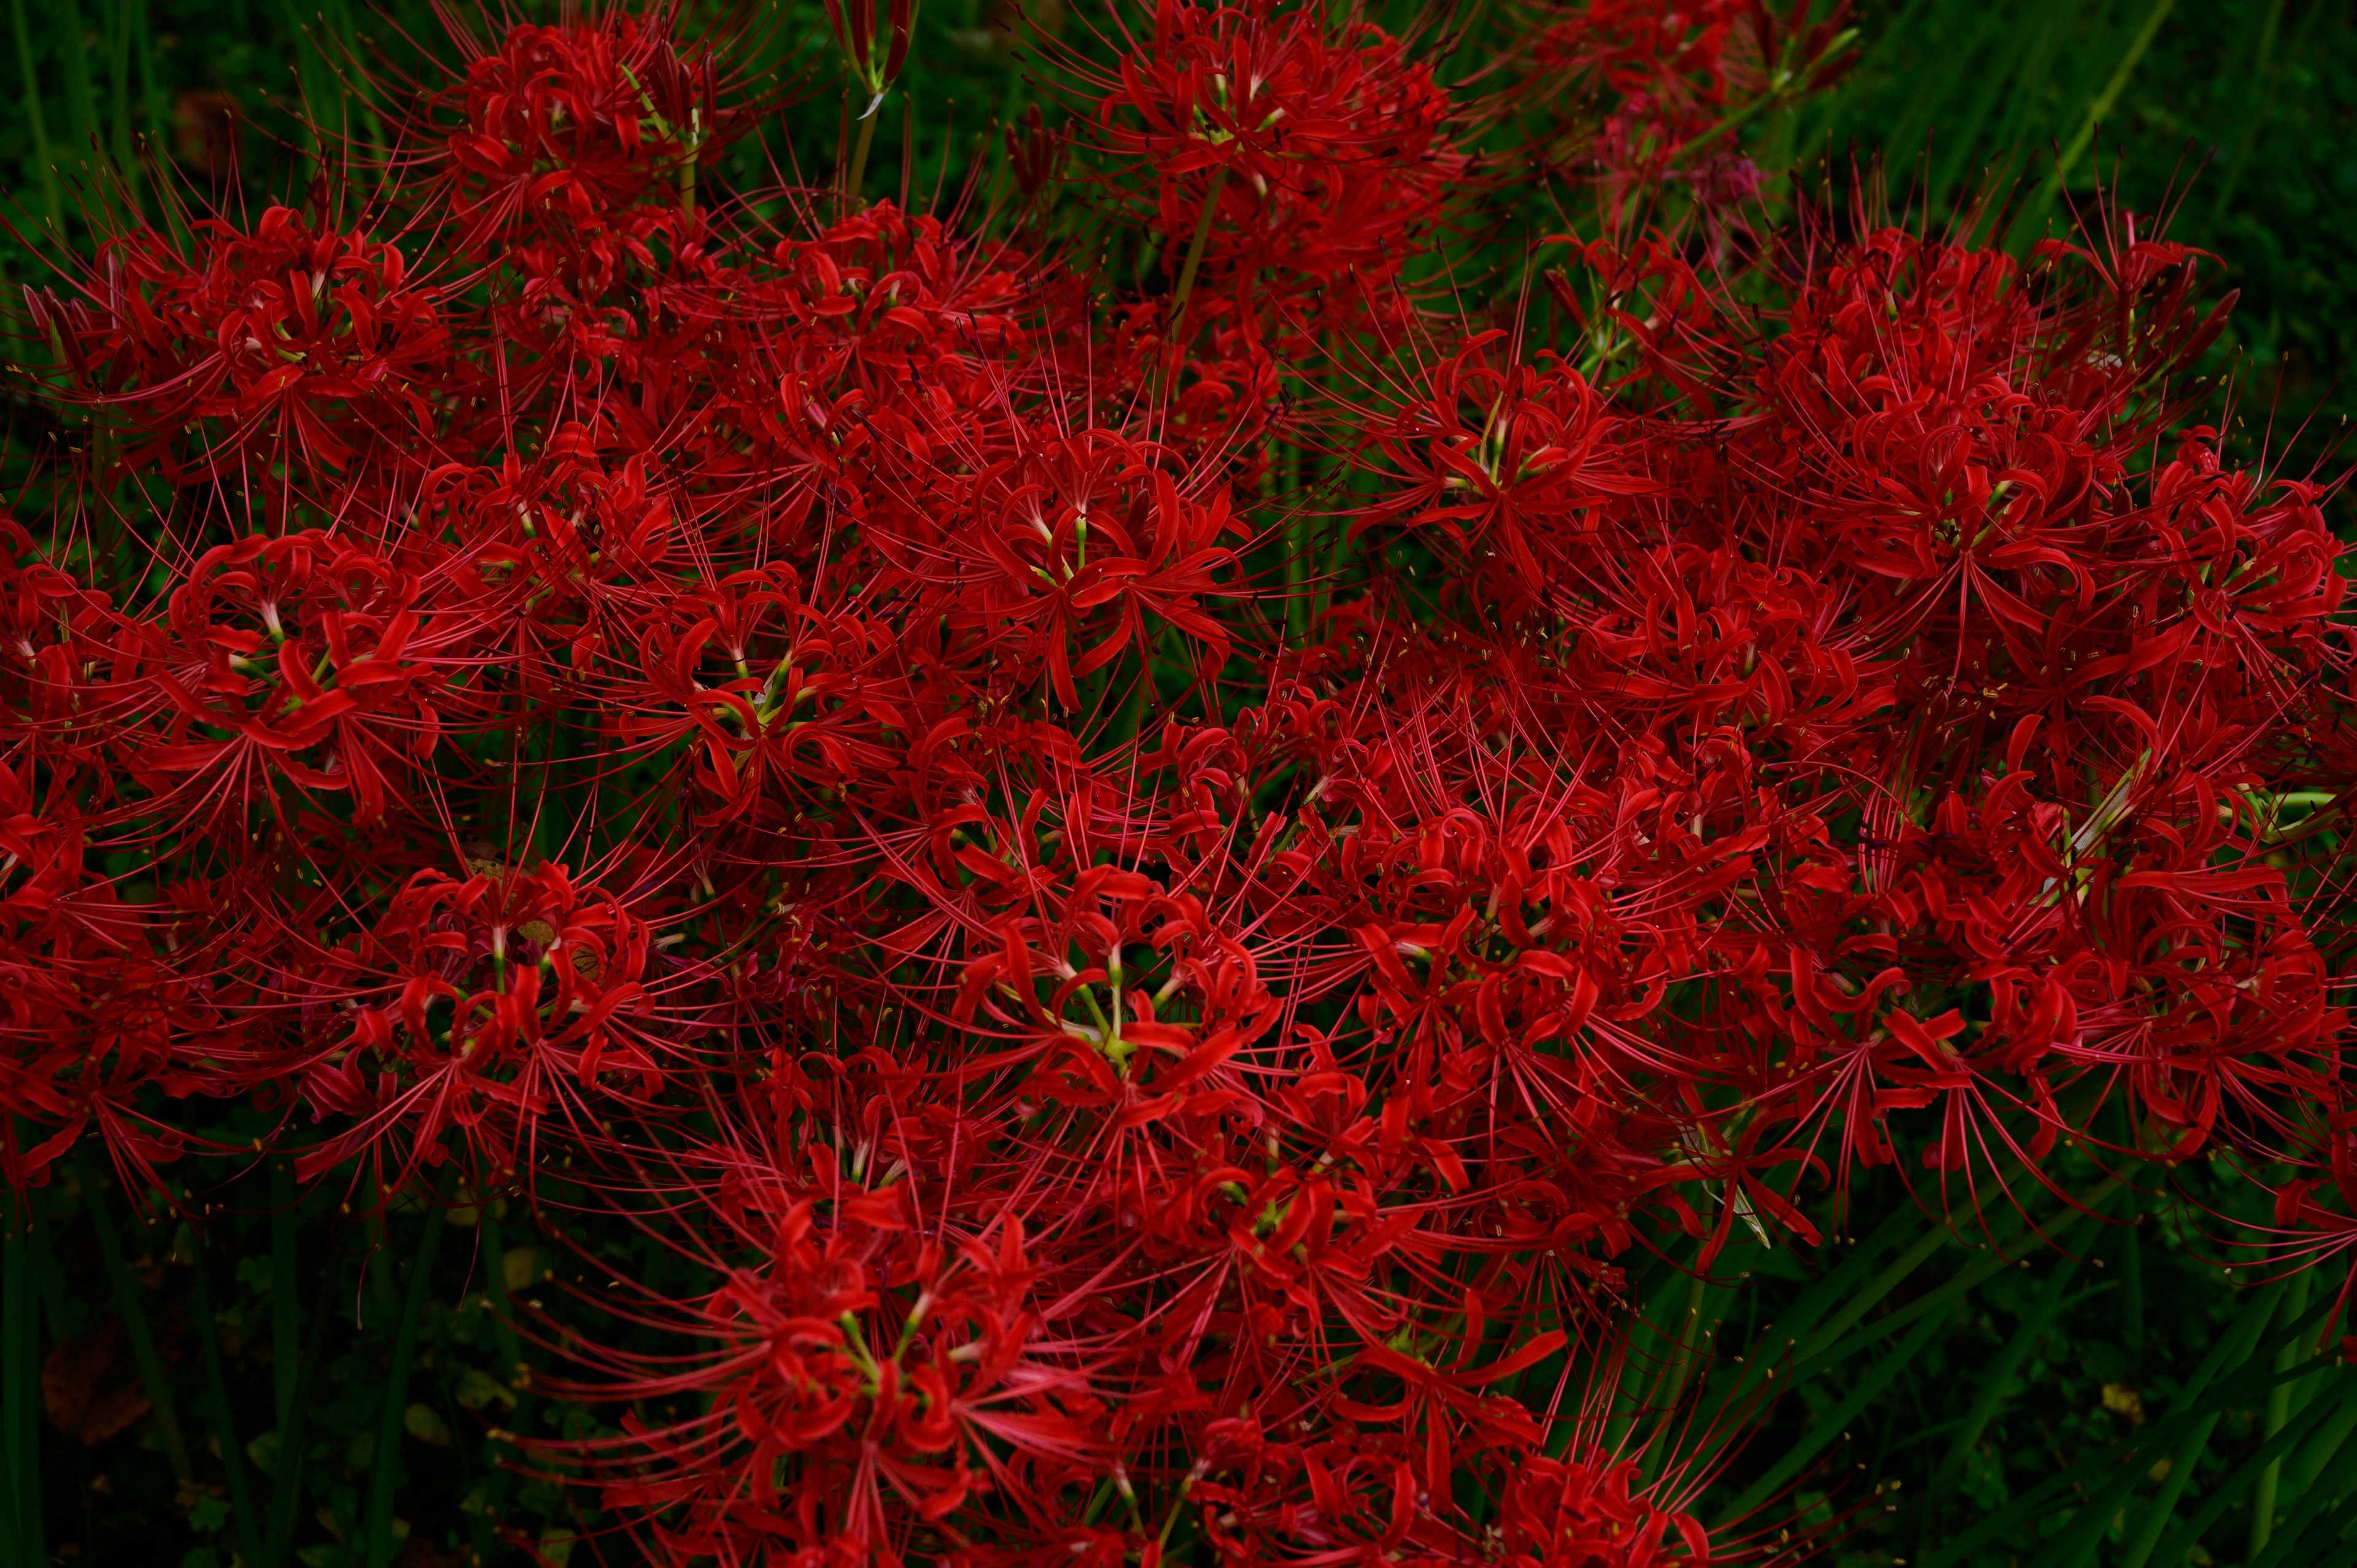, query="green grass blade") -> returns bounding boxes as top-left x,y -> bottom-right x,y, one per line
1690,1192 -> 1955,1440
2146,1360 -> 2346,1568
2252,1419 -> 2357,1568
1717,1296 -> 1960,1524
2115,1277 -> 2290,1568
1925,1277 -> 2315,1568
2291,1367 -> 2357,1494
1919,1246 -> 2084,1544
1793,1175 -> 2129,1385
2250,1267 -> 2313,1560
